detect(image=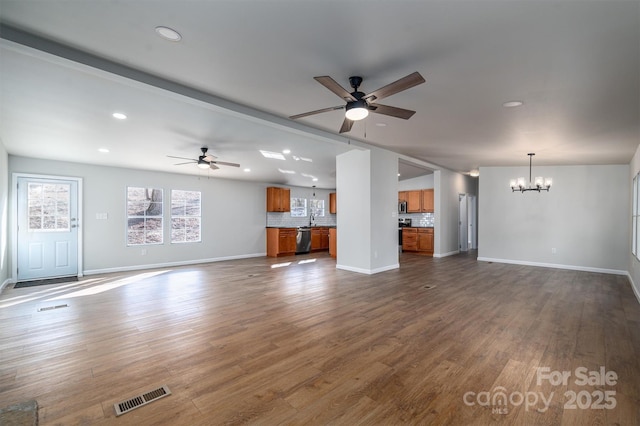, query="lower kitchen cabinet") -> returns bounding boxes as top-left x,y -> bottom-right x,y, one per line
311,227 -> 330,251
402,228 -> 418,251
329,228 -> 337,258
402,227 -> 433,256
417,228 -> 434,255
266,228 -> 297,257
